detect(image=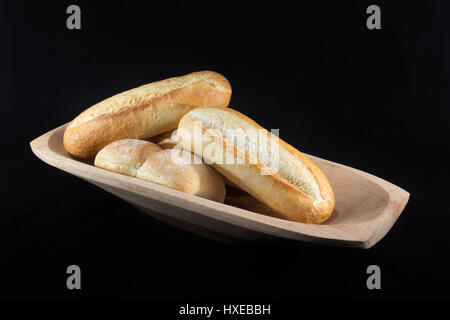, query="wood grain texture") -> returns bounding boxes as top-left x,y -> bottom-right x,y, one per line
30,124 -> 409,249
